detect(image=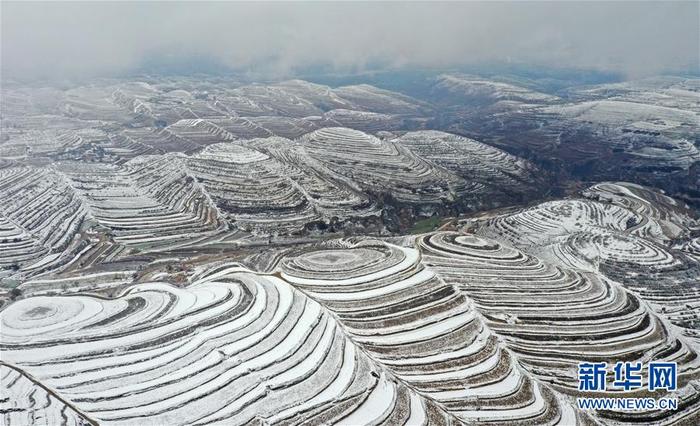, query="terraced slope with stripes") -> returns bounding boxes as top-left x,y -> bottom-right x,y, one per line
4,217 -> 699,424
1,127 -> 541,281
475,182 -> 700,351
